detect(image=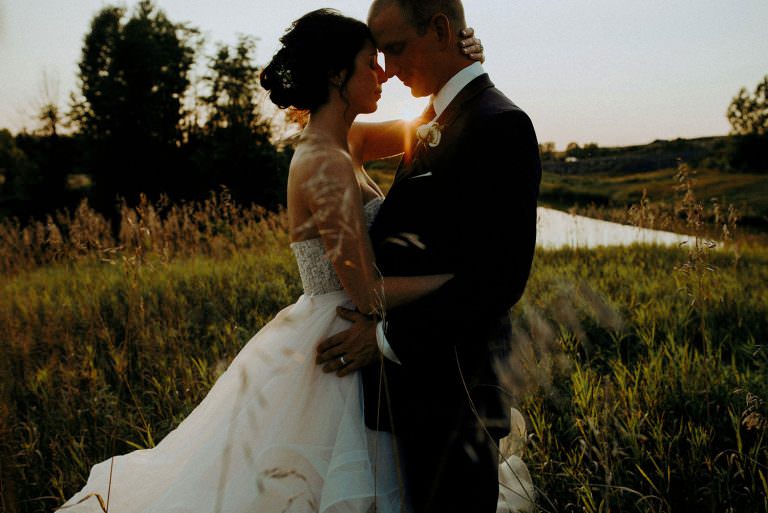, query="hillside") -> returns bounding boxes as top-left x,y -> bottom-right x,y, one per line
365,137 -> 768,233
541,136 -> 730,175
